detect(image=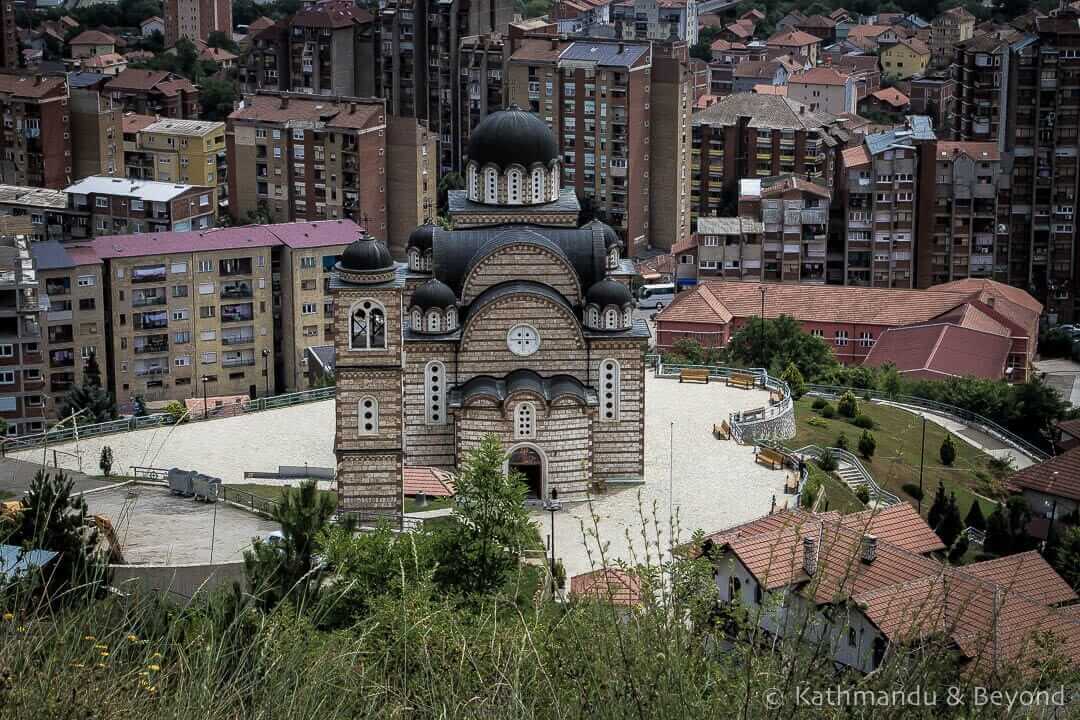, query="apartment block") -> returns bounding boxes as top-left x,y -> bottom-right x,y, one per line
32,241 -> 106,422
929,6 -> 974,67
105,70 -> 200,119
65,176 -> 217,236
0,234 -> 46,437
916,141 -> 1002,287
240,20 -> 289,94
286,0 -> 376,97
457,32 -> 506,171
903,75 -> 953,131
0,0 -> 15,70
226,93 -> 388,236
386,116 -> 437,258
838,117 -> 936,288
0,185 -> 89,243
650,43 -> 693,252
0,73 -> 72,190
690,93 -> 845,222
121,117 -> 227,208
165,0 -> 232,46
611,0 -> 698,46
69,72 -> 122,179
90,228 -> 276,405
